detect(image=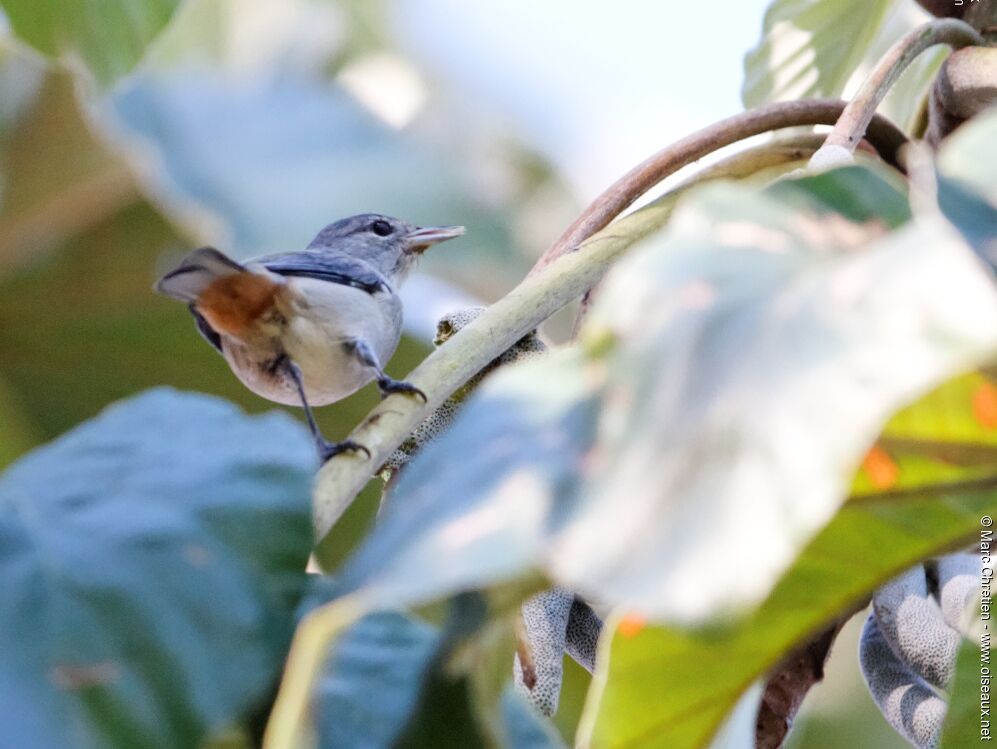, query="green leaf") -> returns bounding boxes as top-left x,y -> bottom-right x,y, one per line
743,0 -> 944,131
744,0 -> 893,105
0,0 -> 181,86
852,372 -> 997,496
580,488 -> 997,749
941,640 -> 987,747
0,388 -> 315,749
